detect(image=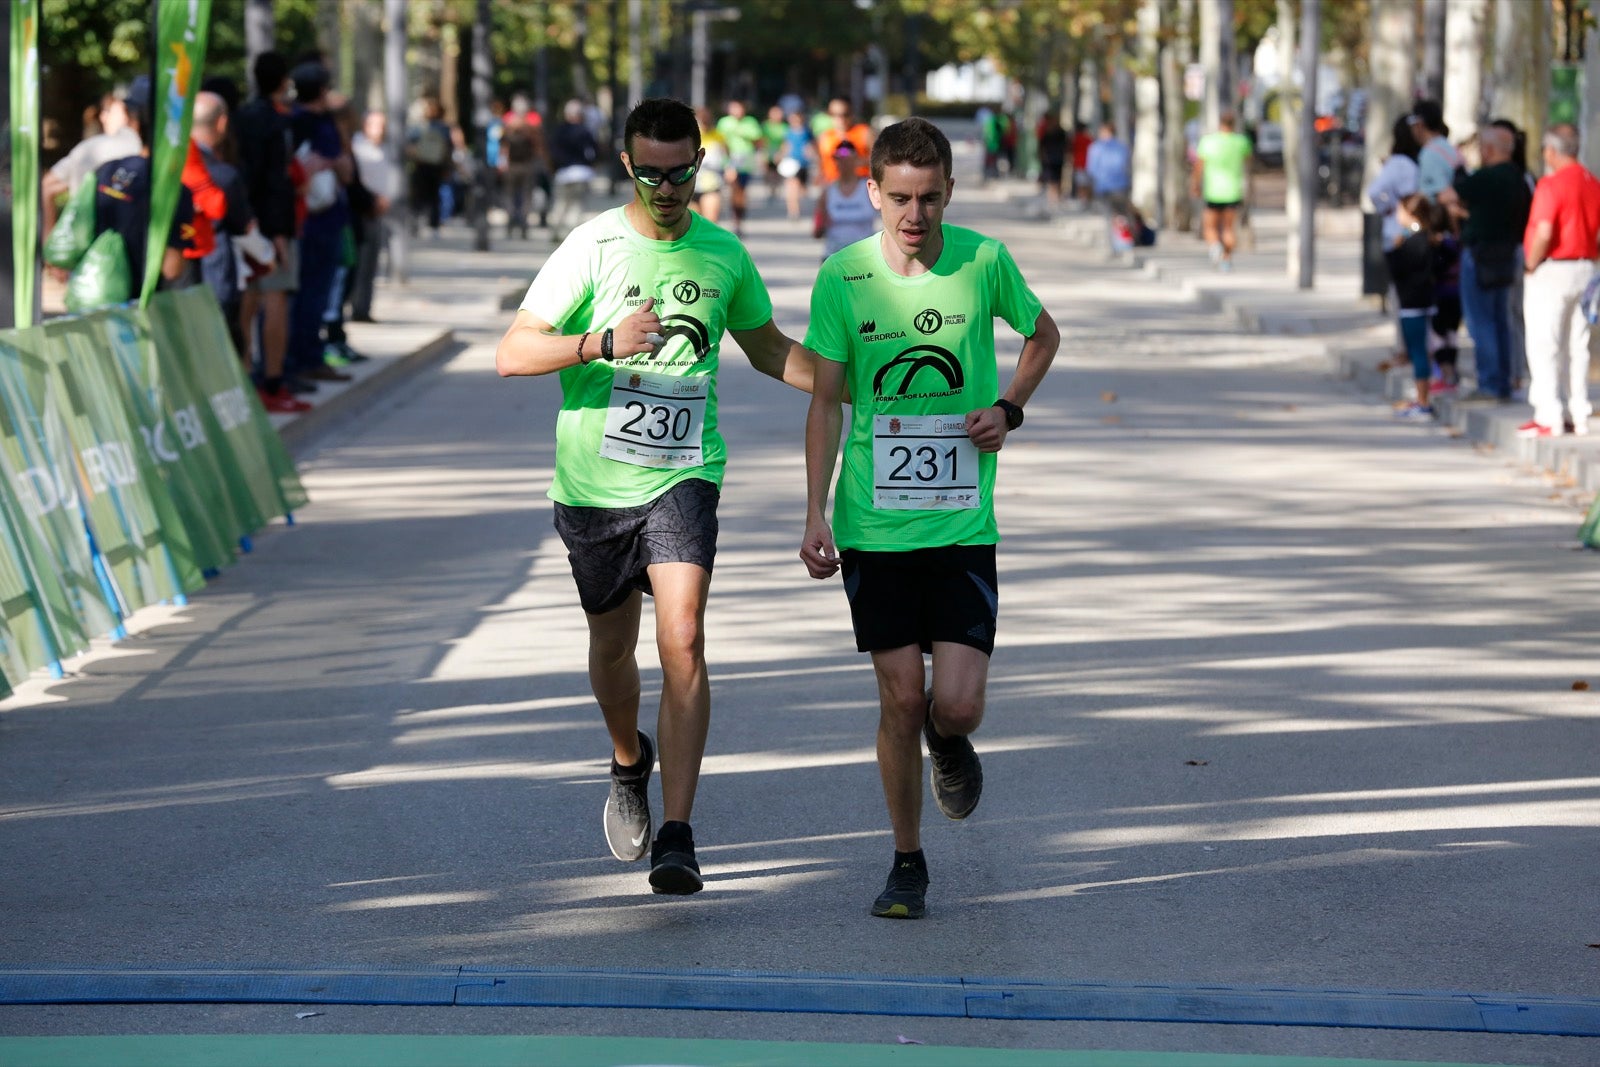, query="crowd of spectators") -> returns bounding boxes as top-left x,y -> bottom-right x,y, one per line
1367,99 -> 1600,435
